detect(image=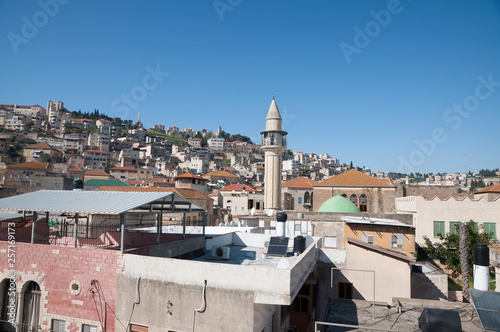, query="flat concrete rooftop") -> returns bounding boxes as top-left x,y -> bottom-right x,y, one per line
195,244 -> 302,268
